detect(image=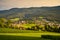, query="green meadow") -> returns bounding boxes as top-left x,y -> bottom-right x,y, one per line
0,33 -> 60,40
0,28 -> 60,40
